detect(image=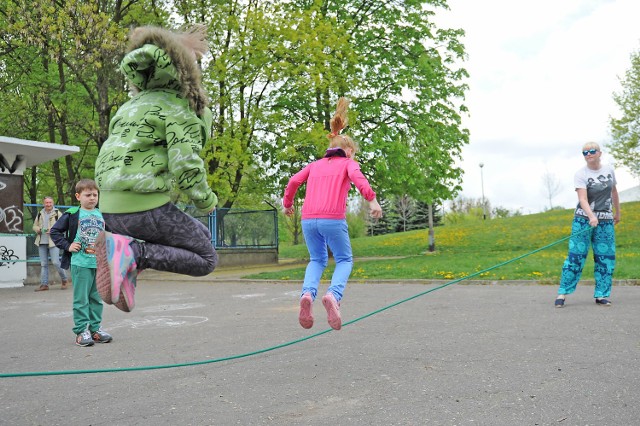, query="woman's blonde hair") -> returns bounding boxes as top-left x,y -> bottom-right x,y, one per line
582,141 -> 601,151
327,97 -> 358,154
